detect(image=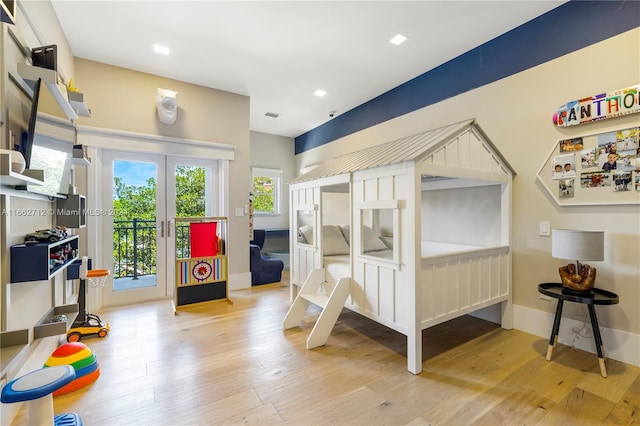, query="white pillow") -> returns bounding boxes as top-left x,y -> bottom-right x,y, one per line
298,225 -> 313,244
322,225 -> 350,256
339,224 -> 350,245
362,225 -> 388,252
